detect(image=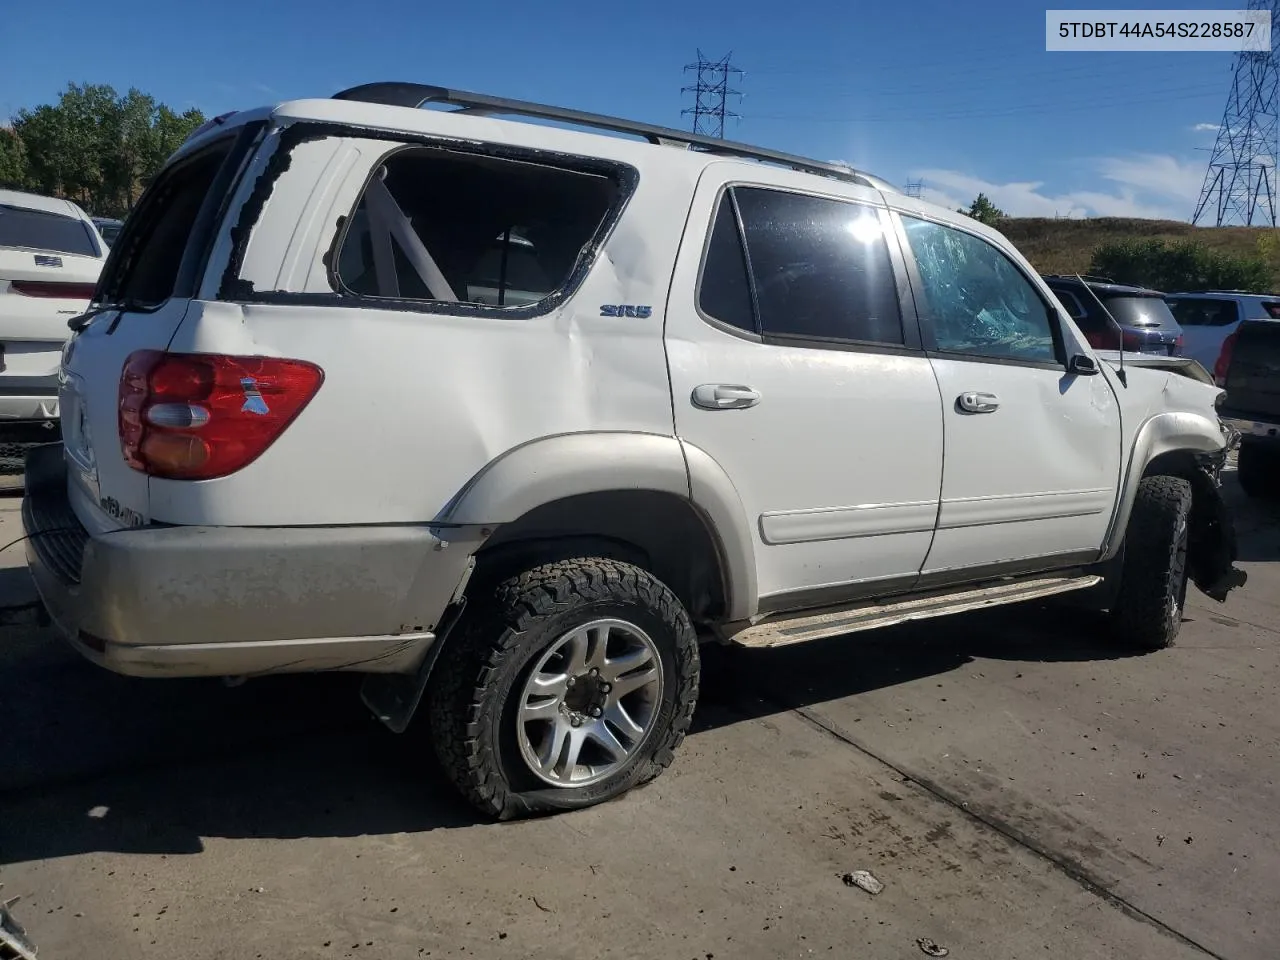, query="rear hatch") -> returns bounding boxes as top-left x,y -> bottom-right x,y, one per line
1101,292 -> 1184,356
58,121 -> 263,531
0,203 -> 105,403
1222,319 -> 1280,422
